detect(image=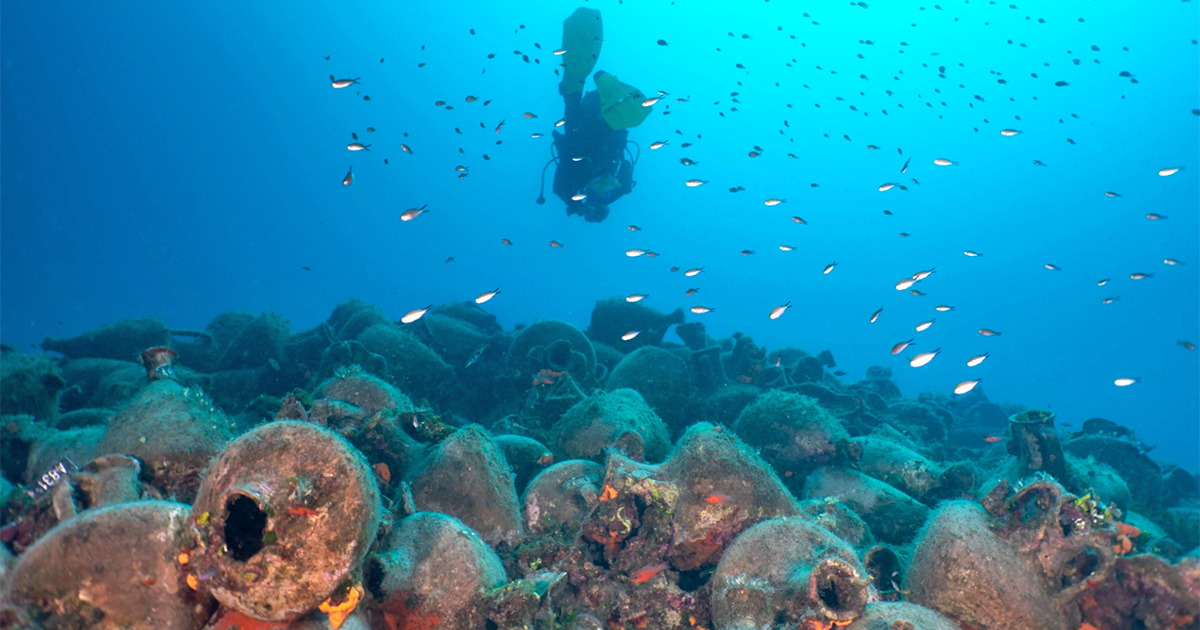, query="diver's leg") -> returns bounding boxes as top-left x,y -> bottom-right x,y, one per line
563,89 -> 583,123
559,8 -> 602,95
